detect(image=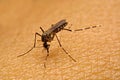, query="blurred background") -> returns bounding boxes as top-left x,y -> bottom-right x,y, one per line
0,0 -> 120,80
